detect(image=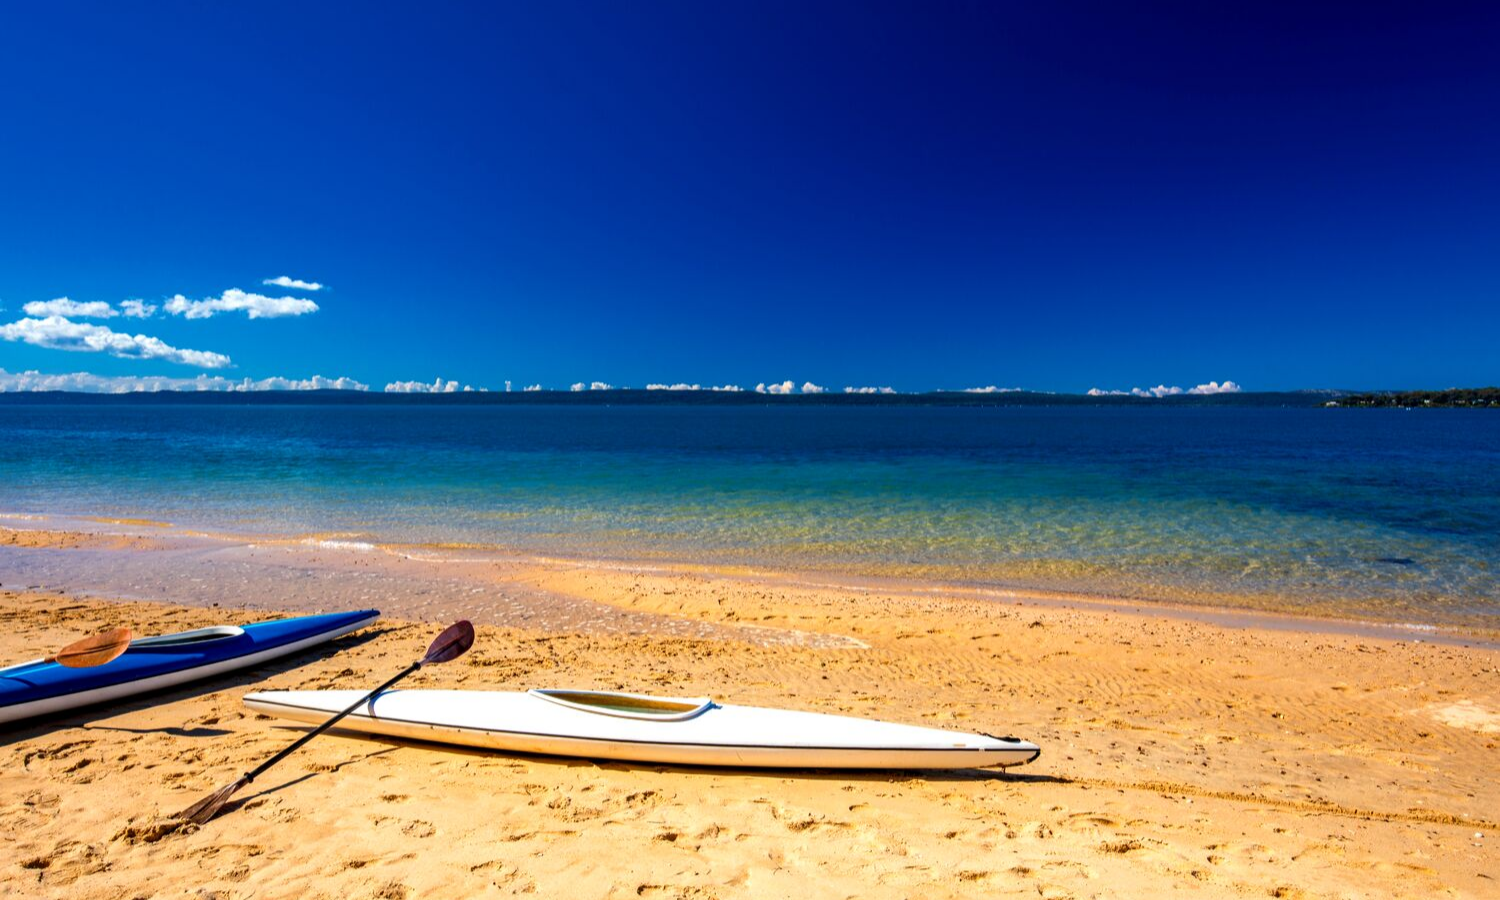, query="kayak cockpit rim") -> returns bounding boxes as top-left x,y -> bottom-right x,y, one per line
0,626 -> 249,676
528,688 -> 715,721
129,626 -> 246,648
